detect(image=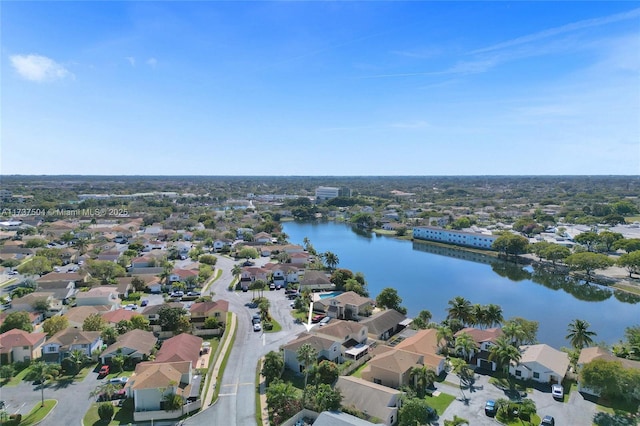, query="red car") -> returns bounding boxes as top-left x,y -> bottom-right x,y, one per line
311,314 -> 325,323
98,365 -> 110,377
